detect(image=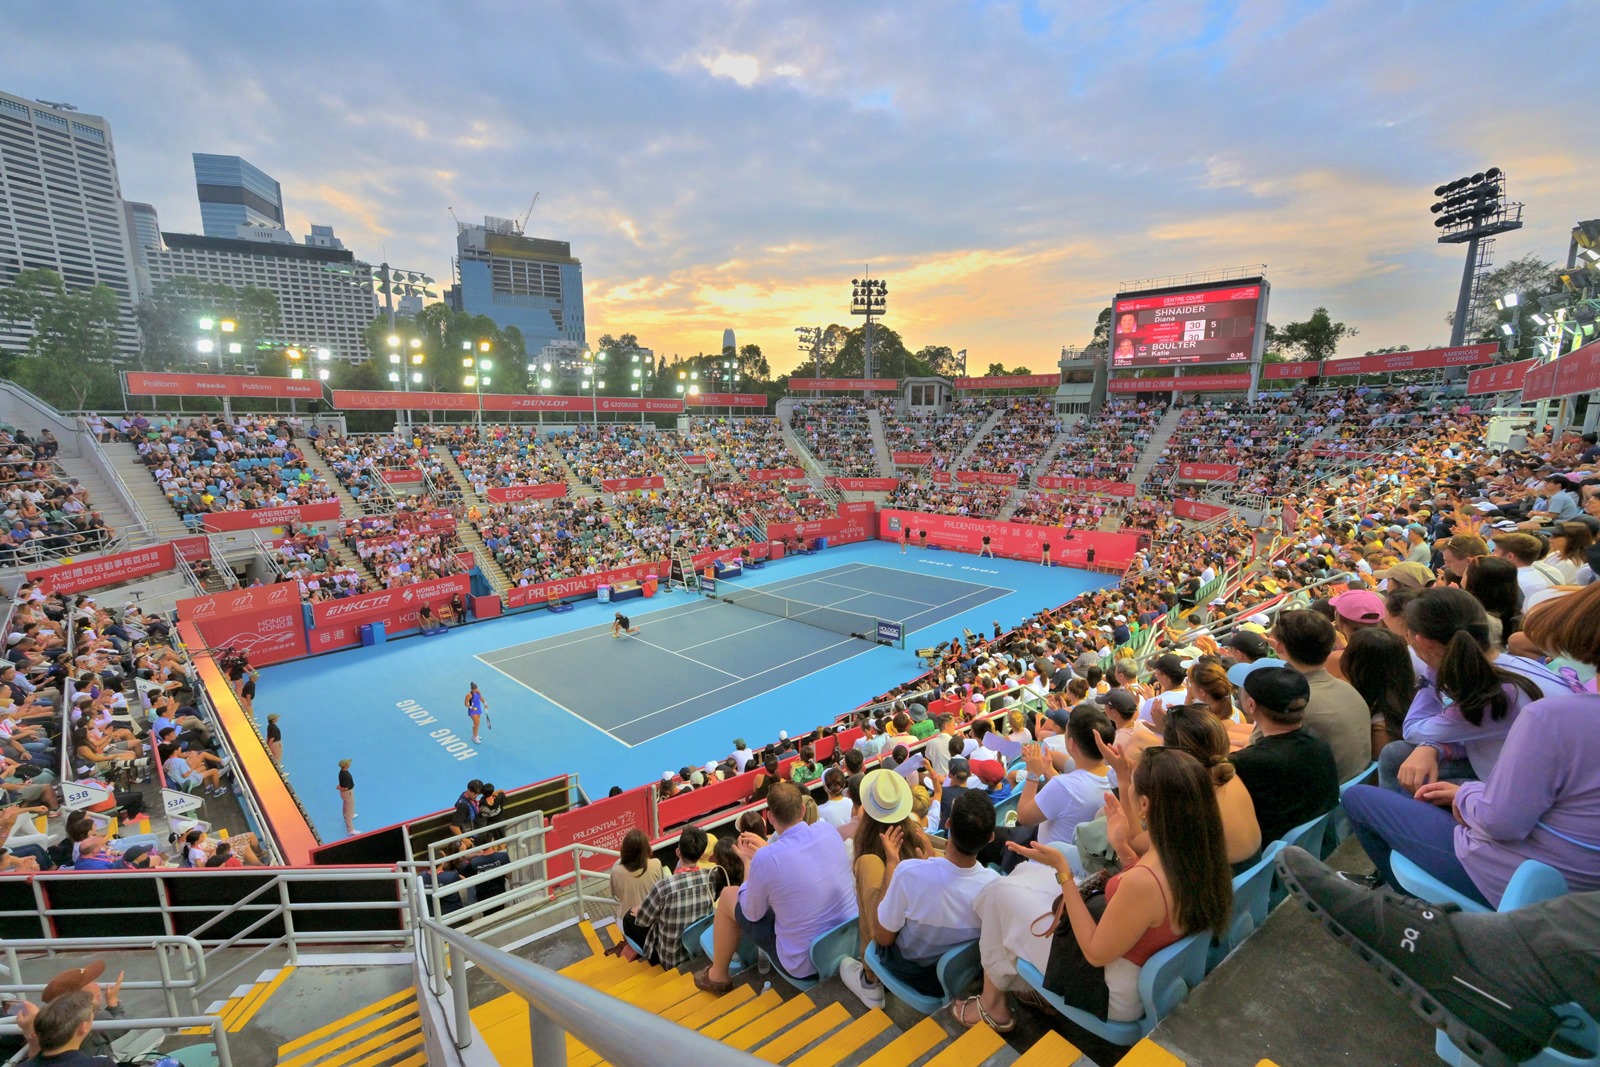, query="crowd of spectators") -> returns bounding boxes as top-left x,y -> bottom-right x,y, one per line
555,425 -> 683,489
123,413 -> 337,528
1,429 -> 112,562
340,508 -> 468,589
274,526 -> 370,602
885,476 -> 1013,519
679,417 -> 803,475
467,497 -> 655,586
435,424 -> 570,494
311,429 -> 442,511
880,404 -> 990,469
792,399 -> 880,477
959,397 -> 1060,476
1040,399 -> 1167,483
